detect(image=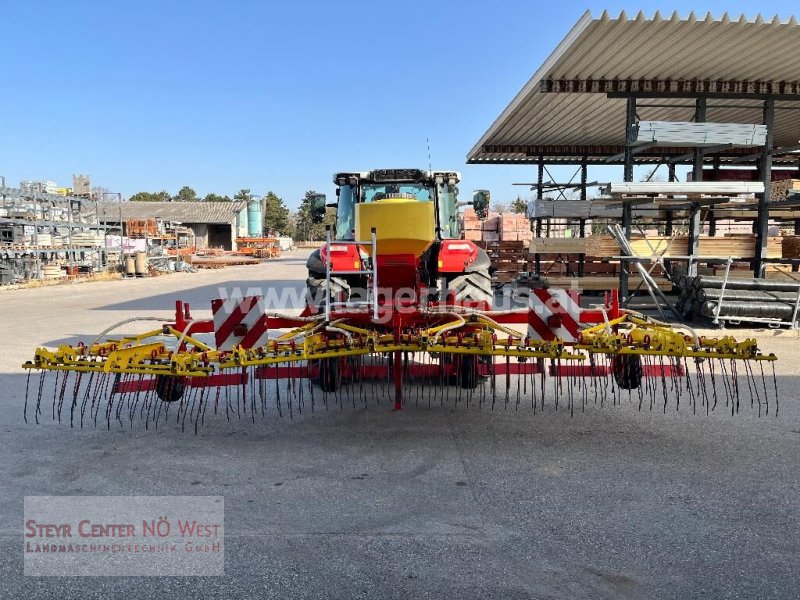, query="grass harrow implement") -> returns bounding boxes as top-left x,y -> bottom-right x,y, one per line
23,287 -> 778,433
